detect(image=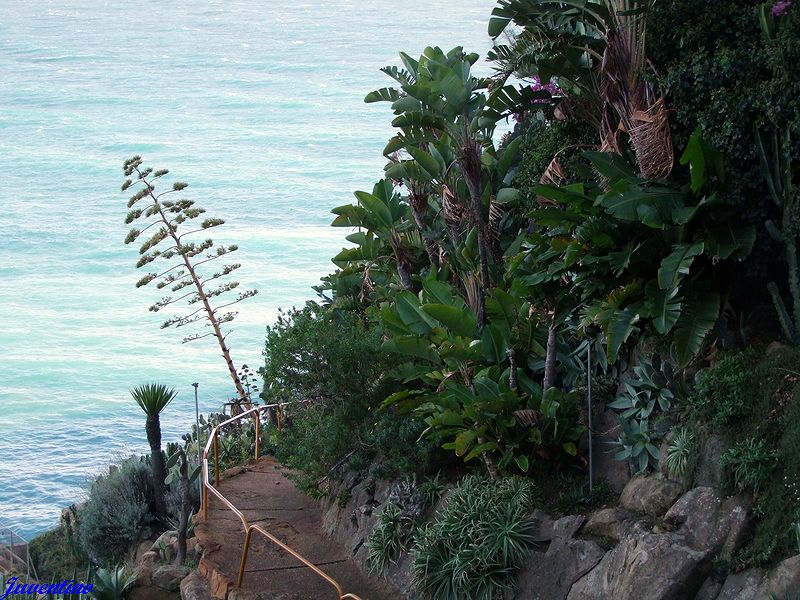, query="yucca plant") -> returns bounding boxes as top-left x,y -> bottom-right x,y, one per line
90,565 -> 137,600
410,476 -> 540,600
131,383 -> 177,523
